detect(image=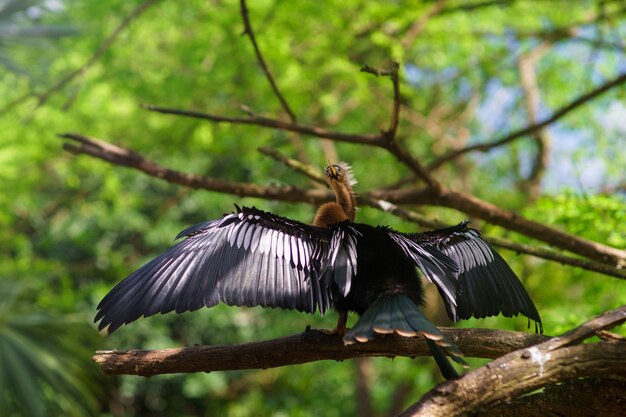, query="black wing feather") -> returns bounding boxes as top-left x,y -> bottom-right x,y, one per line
384,228 -> 460,309
96,206 -> 357,333
410,222 -> 542,331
